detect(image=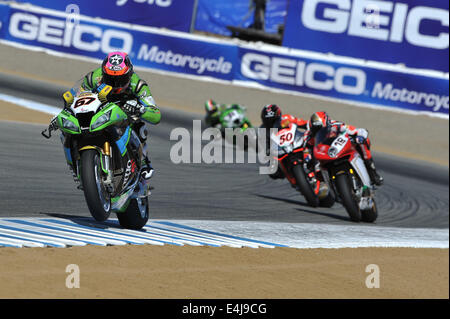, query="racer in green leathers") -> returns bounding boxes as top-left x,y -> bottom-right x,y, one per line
54,52 -> 161,180
204,99 -> 252,130
81,67 -> 161,126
